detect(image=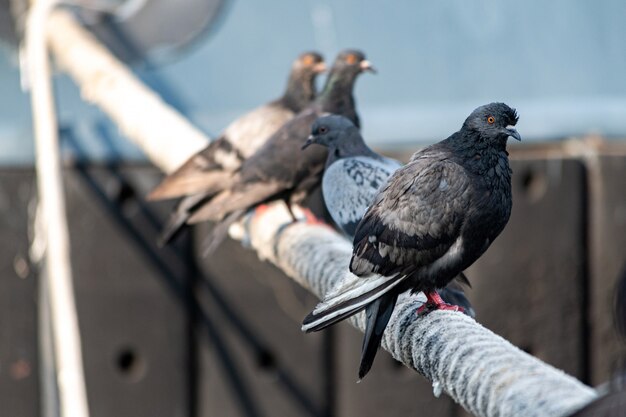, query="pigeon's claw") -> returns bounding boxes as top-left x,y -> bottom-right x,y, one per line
417,291 -> 465,316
